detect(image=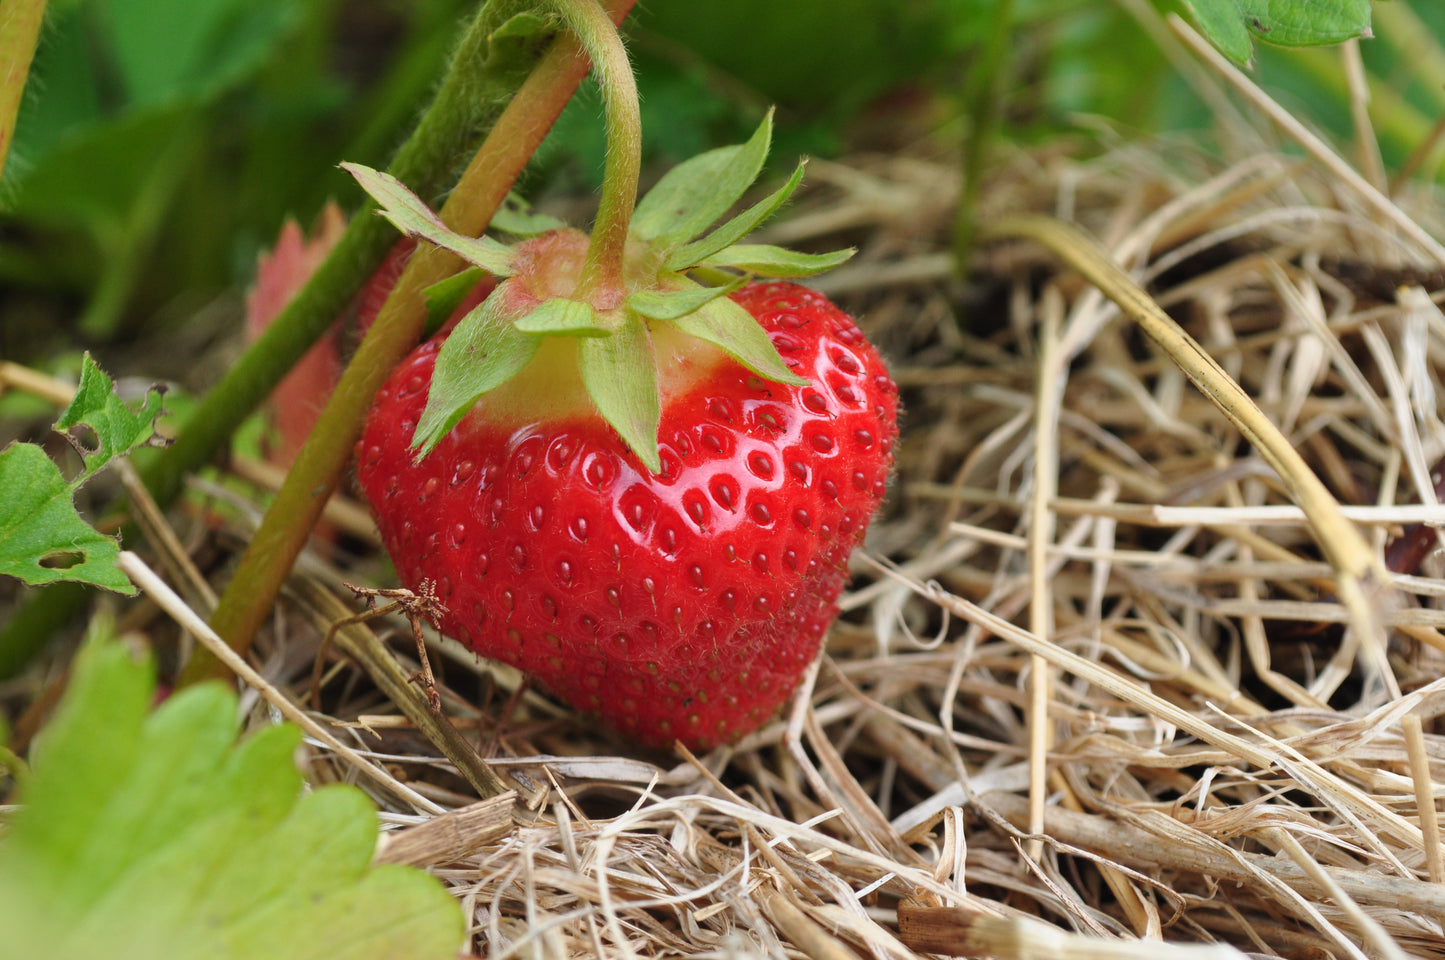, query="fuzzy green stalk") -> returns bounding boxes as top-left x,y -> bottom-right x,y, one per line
549,0 -> 641,303
0,0 -> 47,184
189,0 -> 638,682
